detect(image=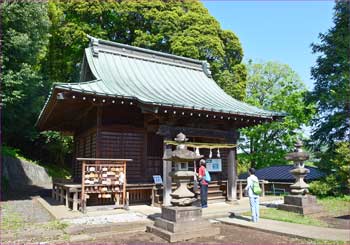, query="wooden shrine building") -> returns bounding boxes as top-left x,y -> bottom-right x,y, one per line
37,36 -> 281,207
